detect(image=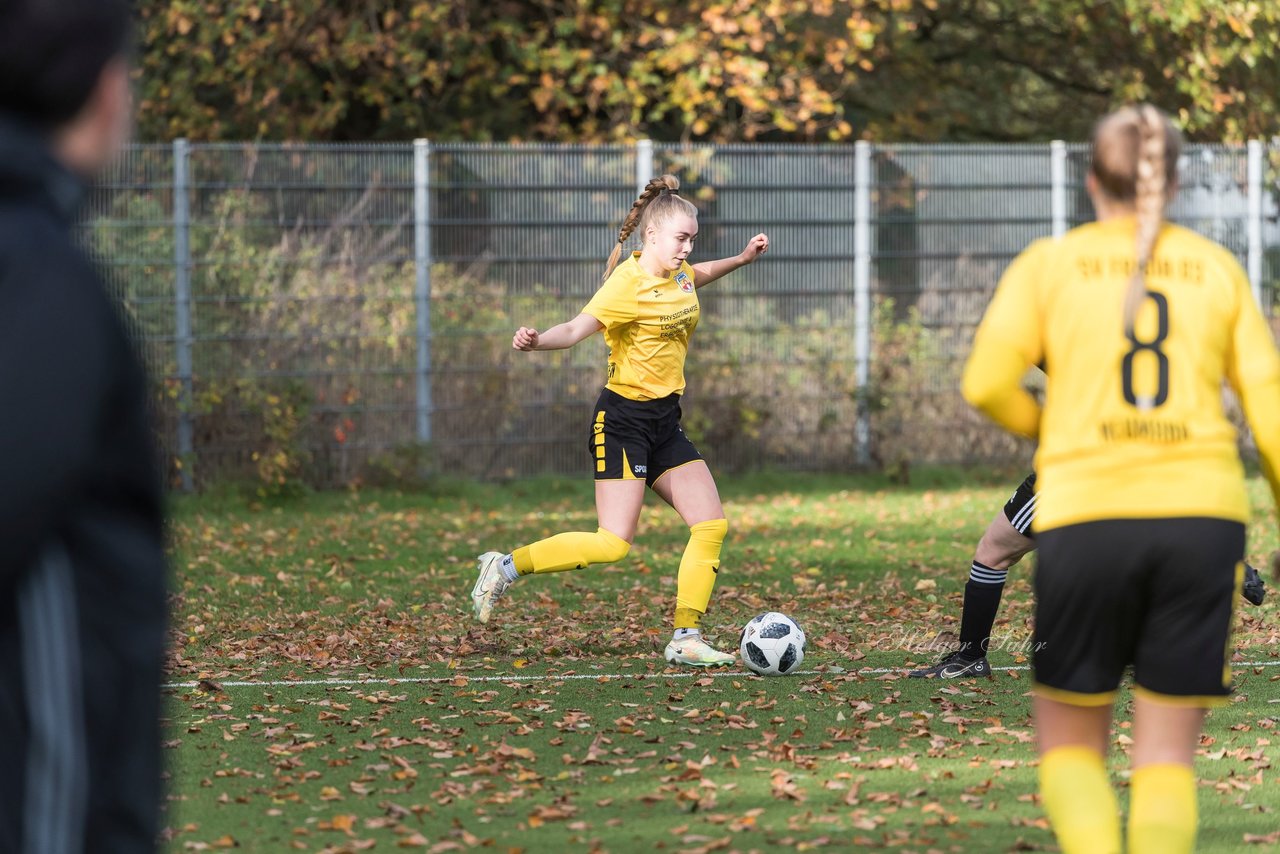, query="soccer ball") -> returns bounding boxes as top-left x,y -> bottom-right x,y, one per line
739,612 -> 806,676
